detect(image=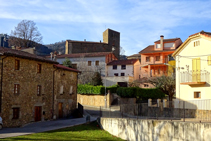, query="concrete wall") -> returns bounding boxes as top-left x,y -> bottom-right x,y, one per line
99,118 -> 211,141
77,93 -> 113,107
